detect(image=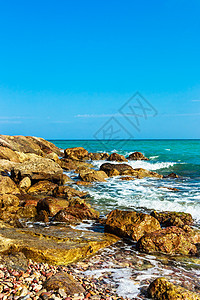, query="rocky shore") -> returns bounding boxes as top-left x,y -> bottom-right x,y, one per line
0,135 -> 199,299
